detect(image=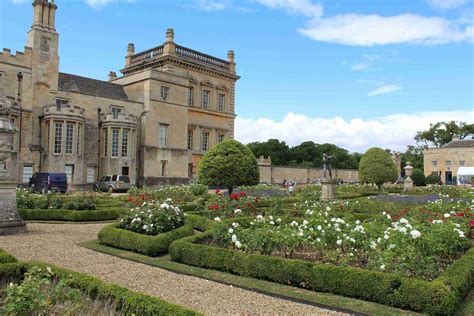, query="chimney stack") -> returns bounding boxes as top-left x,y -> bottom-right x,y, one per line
108,71 -> 117,81
32,0 -> 58,31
